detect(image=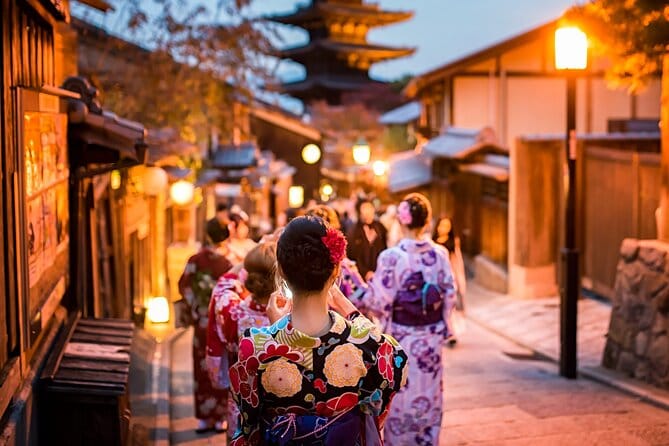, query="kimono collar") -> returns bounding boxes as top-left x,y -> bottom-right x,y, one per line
398,237 -> 432,254
277,311 -> 348,349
